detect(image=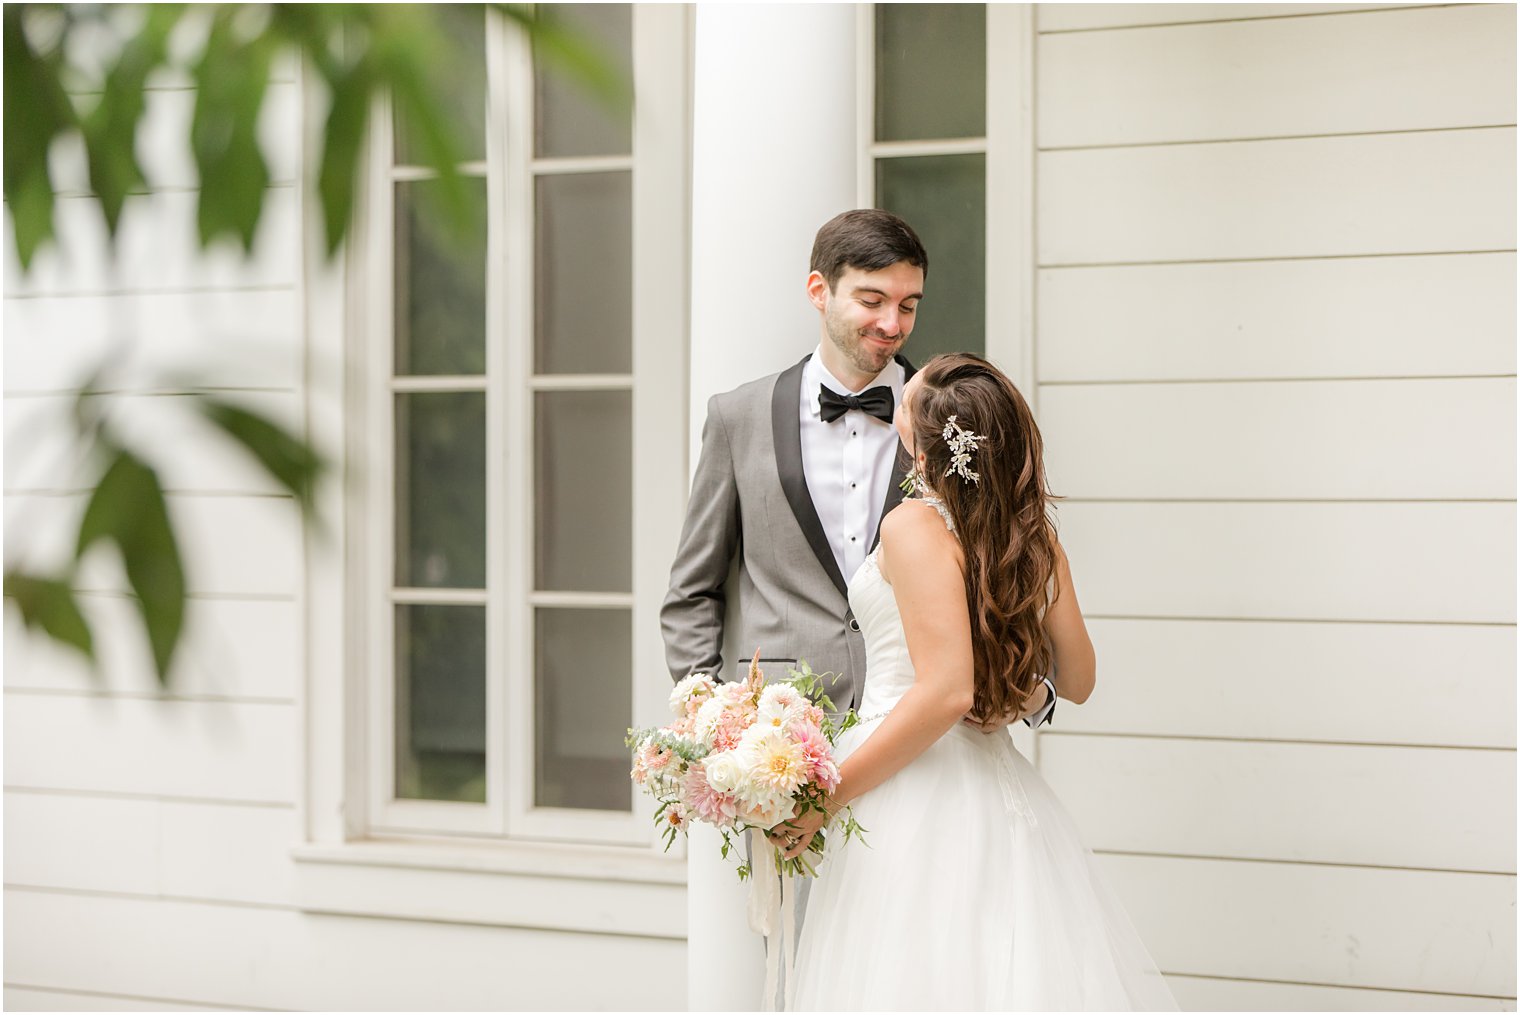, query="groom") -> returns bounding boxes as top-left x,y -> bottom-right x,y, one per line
661,207 -> 1056,721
